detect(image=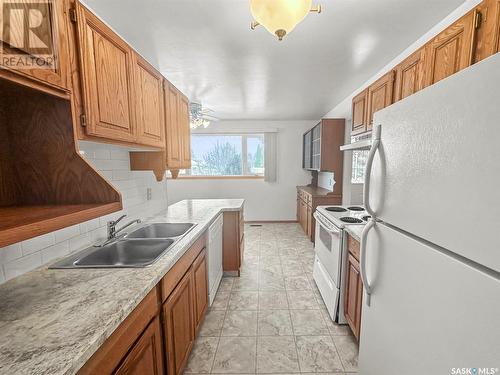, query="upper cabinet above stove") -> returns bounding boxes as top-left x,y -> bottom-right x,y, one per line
302,119 -> 345,174
350,0 -> 500,136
